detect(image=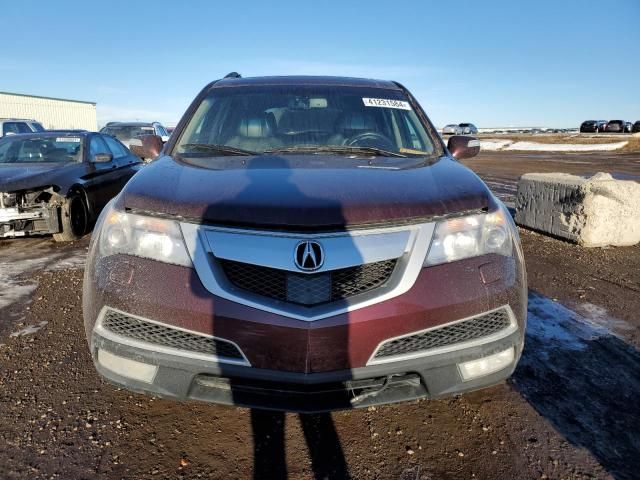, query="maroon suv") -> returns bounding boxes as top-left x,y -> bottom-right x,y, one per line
83,75 -> 527,412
